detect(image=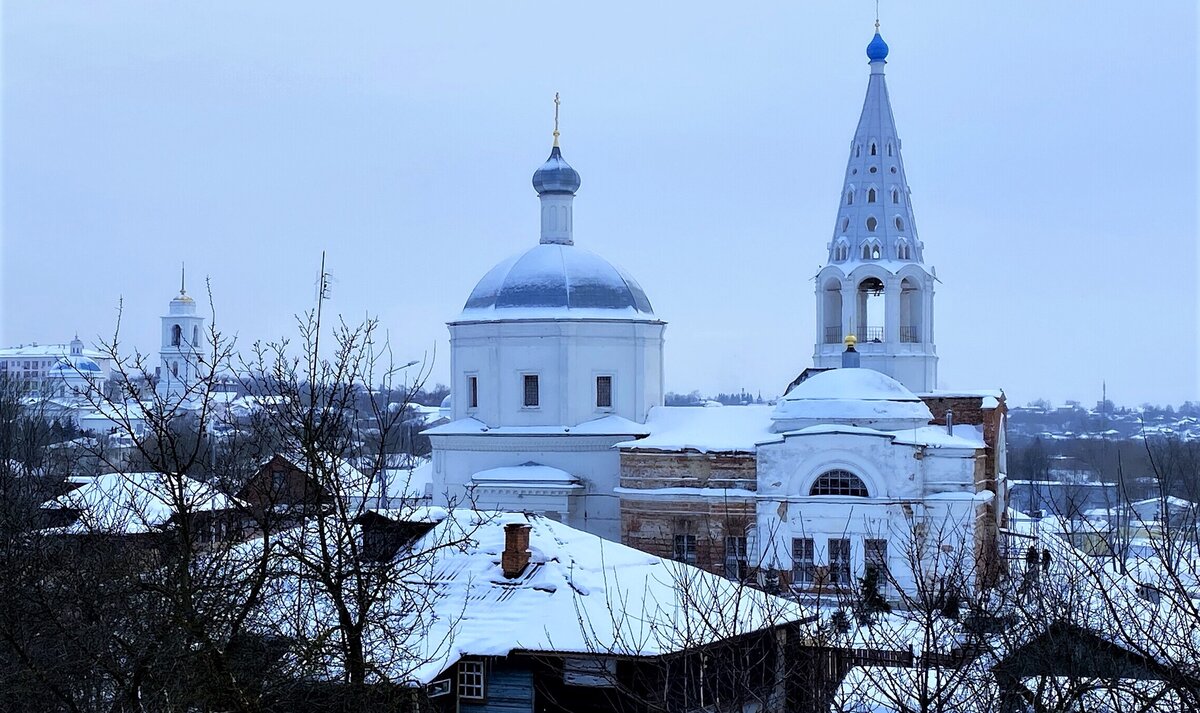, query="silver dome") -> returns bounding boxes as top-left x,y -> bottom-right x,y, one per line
460,244 -> 655,318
